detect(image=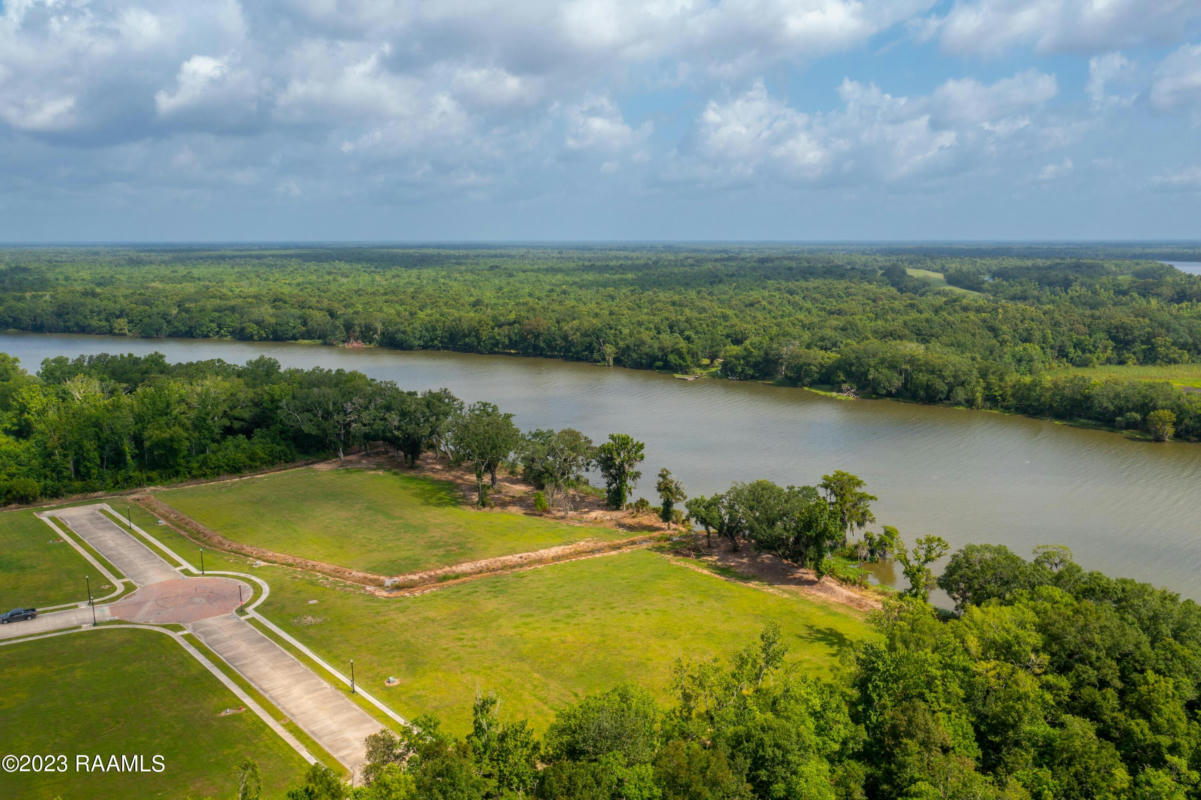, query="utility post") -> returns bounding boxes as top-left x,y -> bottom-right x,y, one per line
200,548 -> 205,575
85,575 -> 96,627
350,659 -> 356,694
